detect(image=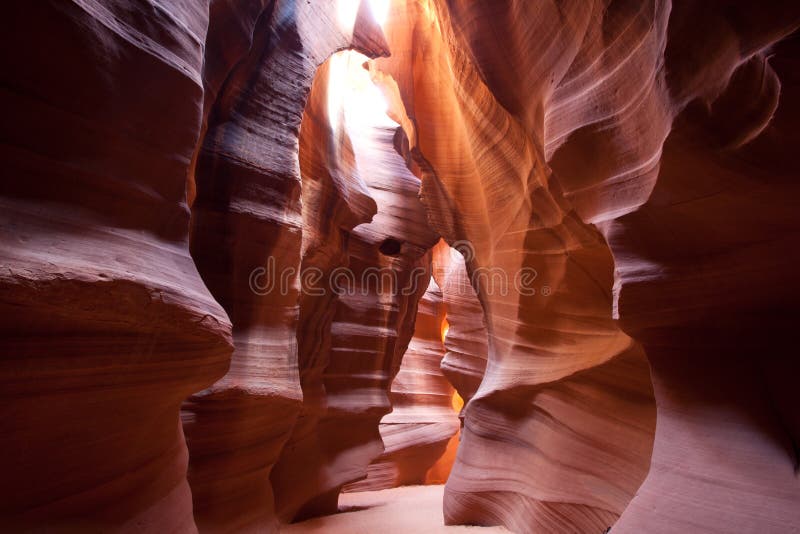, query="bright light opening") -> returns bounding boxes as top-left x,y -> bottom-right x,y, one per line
368,0 -> 390,27
338,0 -> 391,33
336,0 -> 360,33
451,390 -> 464,412
327,51 -> 397,129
